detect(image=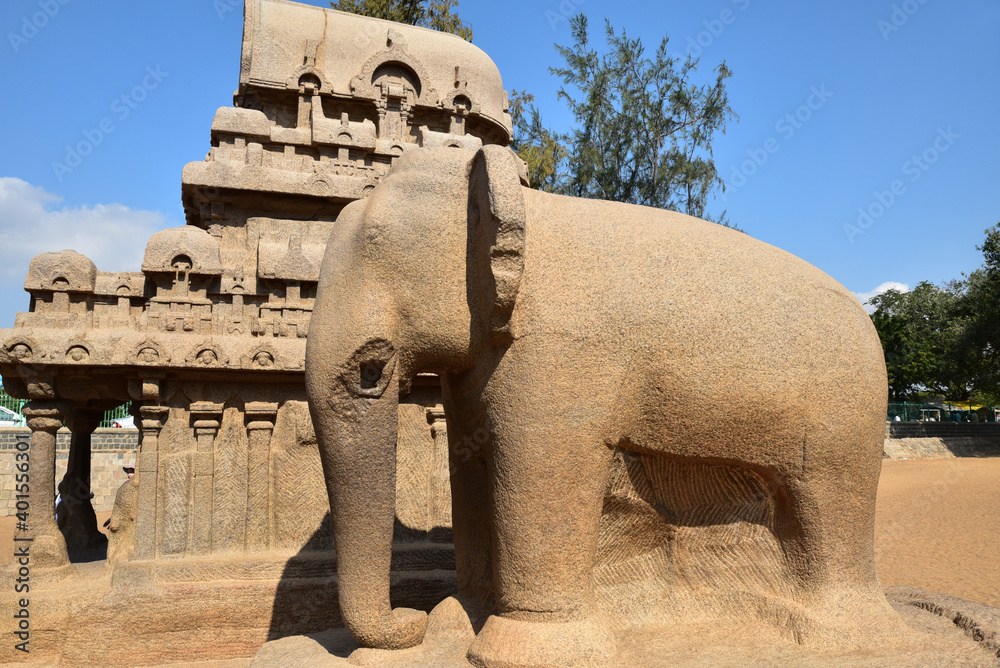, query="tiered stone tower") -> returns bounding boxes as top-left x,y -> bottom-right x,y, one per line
0,3 -> 511,657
